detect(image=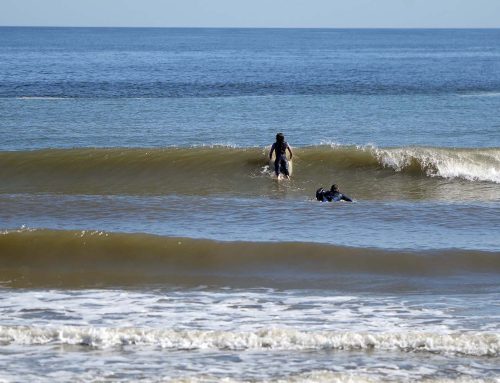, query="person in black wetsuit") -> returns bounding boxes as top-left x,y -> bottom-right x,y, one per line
269,132 -> 293,179
316,184 -> 353,202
